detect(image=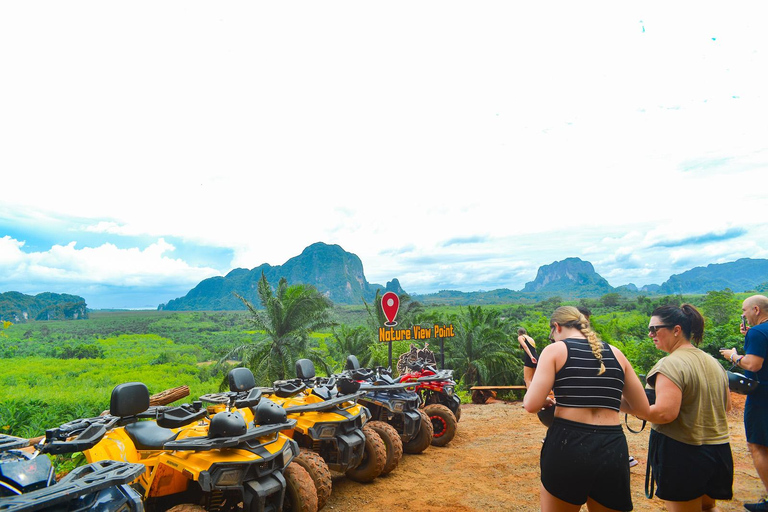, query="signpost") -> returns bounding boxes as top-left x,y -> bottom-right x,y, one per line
378,293 -> 455,370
